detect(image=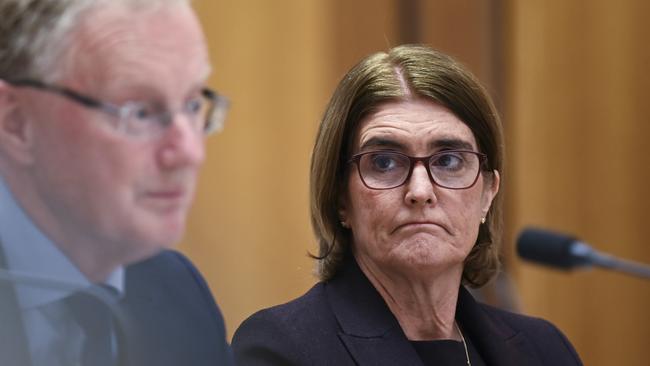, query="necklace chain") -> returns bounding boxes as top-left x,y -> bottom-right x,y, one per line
455,322 -> 471,366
